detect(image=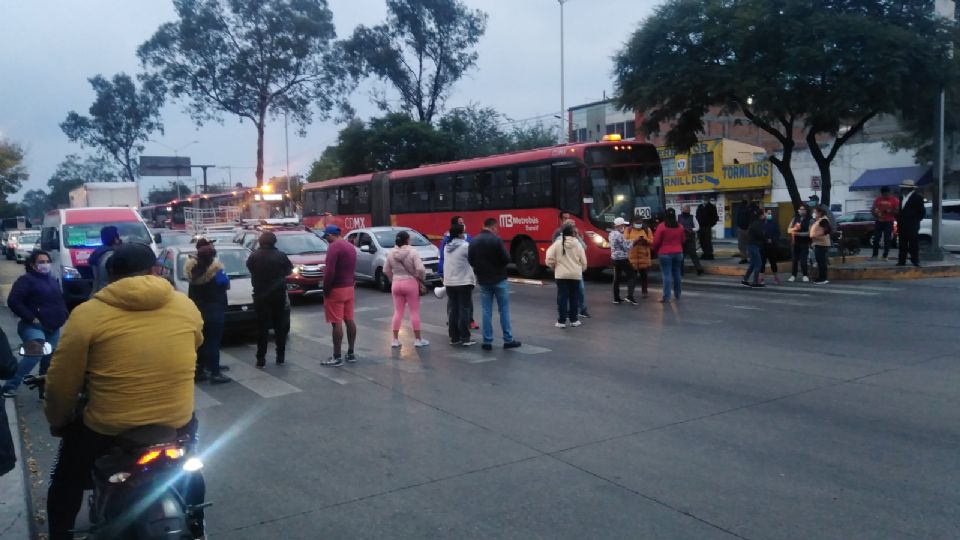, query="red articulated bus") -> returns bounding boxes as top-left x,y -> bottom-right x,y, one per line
301,138 -> 665,277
